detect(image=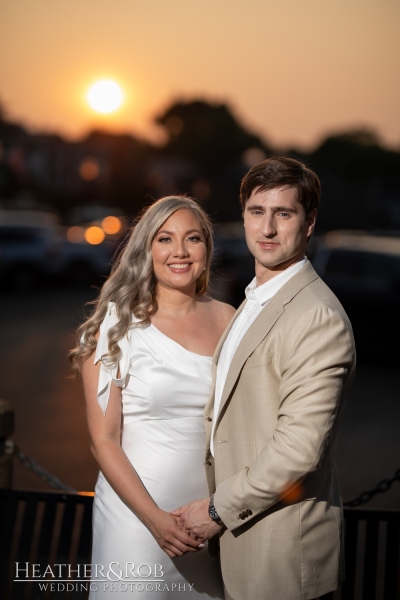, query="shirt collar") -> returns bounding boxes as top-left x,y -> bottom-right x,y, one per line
245,257 -> 308,306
